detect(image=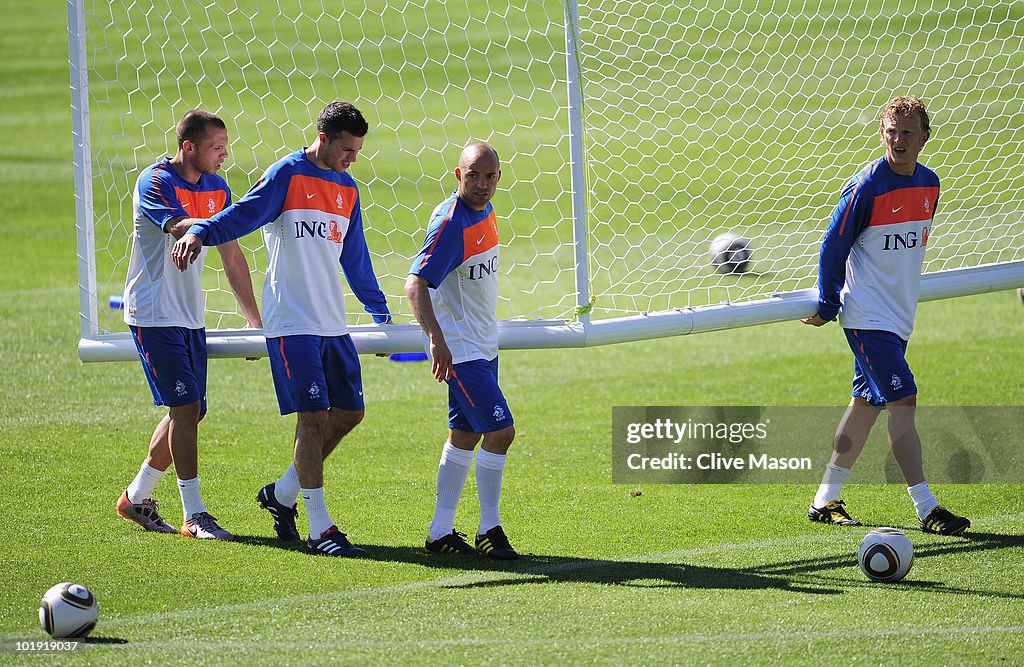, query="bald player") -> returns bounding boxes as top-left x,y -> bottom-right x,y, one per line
405,143 -> 518,560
